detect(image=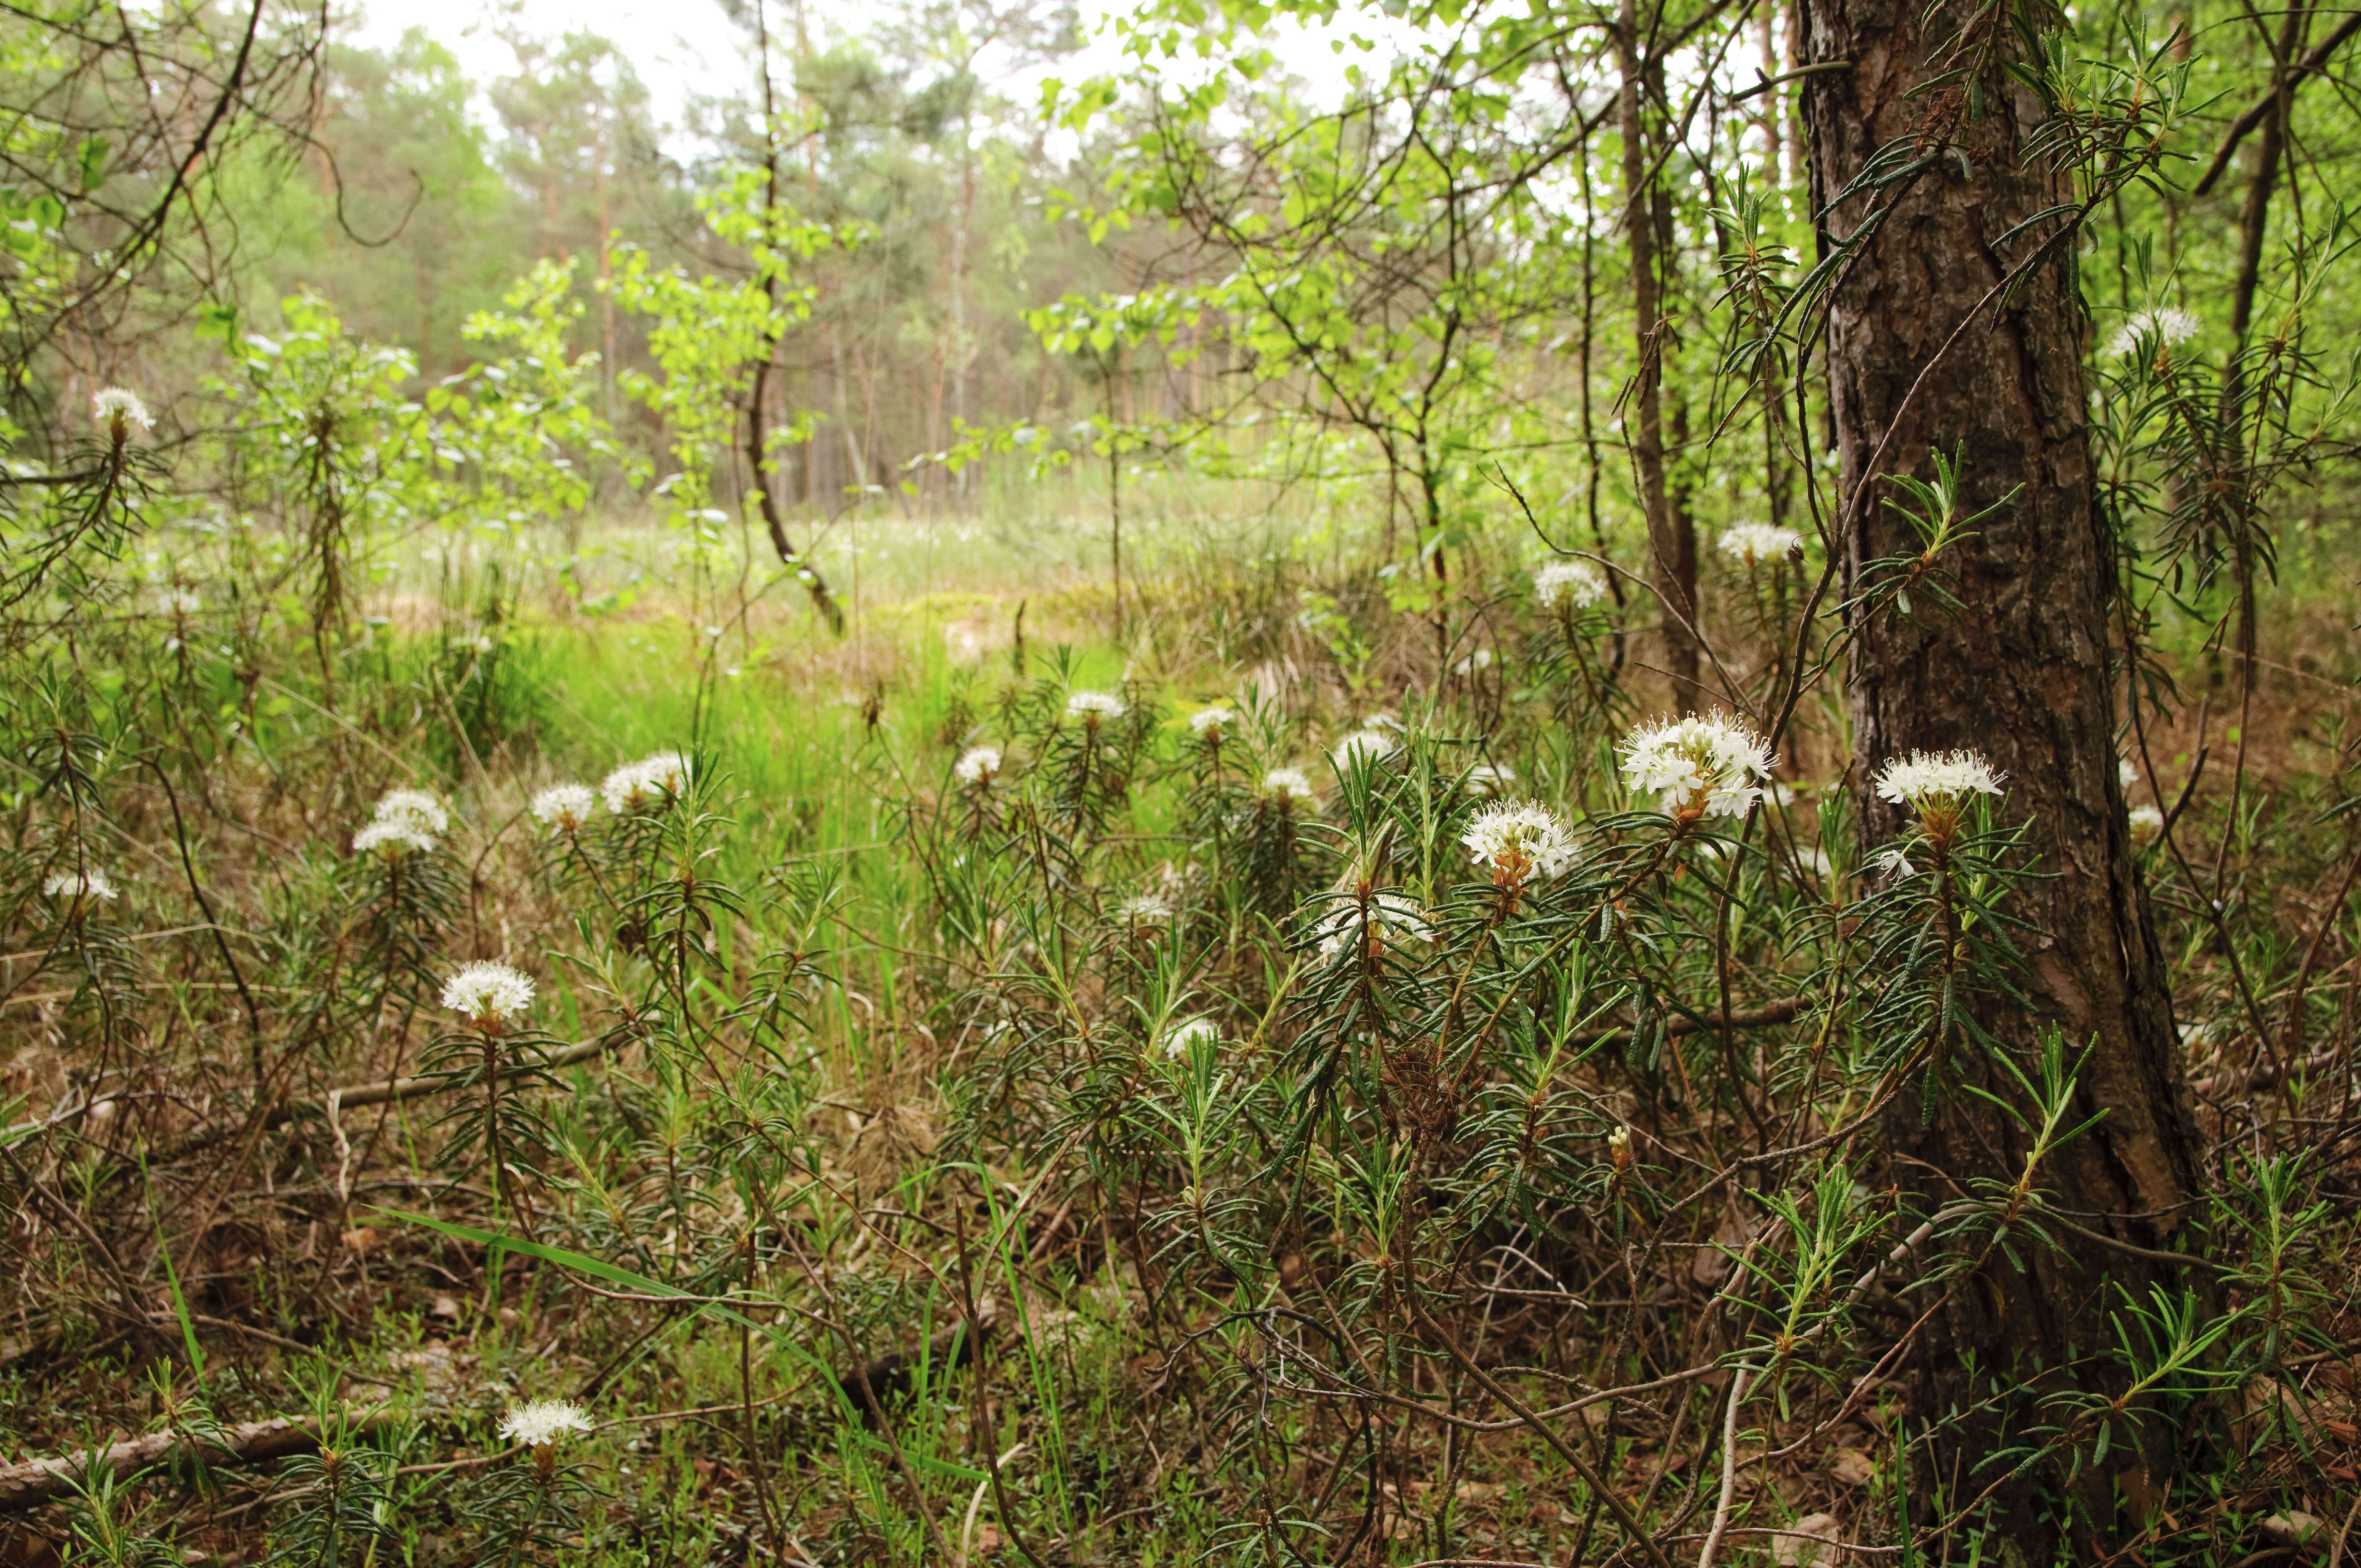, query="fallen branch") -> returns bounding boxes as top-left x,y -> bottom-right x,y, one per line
3,1038 -> 621,1152
2191,1047 -> 2343,1098
1566,996 -> 1808,1050
0,1410 -> 392,1513
278,1038 -> 616,1123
